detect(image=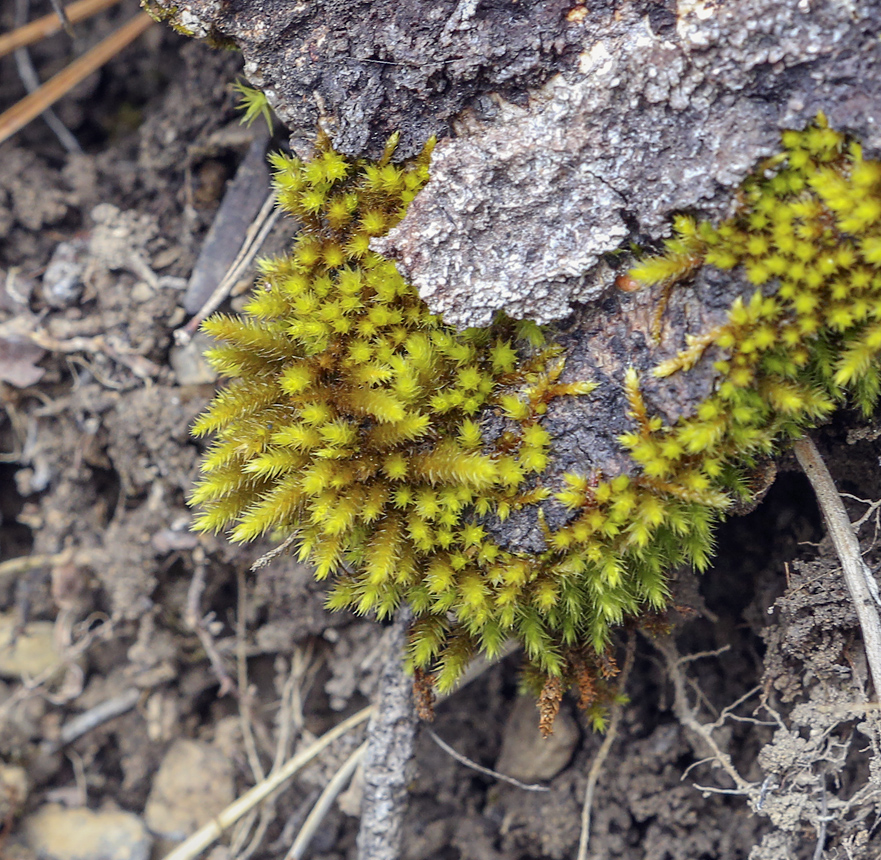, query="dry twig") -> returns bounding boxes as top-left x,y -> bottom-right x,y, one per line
0,0 -> 121,58
577,633 -> 636,860
793,435 -> 881,696
0,11 -> 155,146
